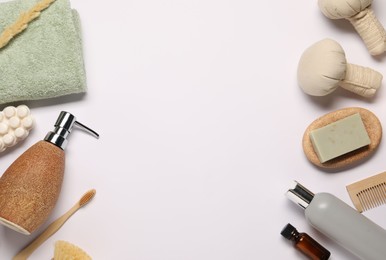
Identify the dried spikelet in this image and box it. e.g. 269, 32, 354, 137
0, 0, 56, 49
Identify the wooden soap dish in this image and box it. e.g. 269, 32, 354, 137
302, 107, 382, 169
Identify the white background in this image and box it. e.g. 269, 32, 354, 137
1, 0, 386, 259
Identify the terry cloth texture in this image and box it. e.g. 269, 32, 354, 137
0, 0, 86, 104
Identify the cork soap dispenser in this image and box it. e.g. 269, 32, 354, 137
0, 111, 99, 235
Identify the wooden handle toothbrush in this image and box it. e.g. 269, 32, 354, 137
13, 189, 96, 260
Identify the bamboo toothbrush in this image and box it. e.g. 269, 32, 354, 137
13, 189, 96, 260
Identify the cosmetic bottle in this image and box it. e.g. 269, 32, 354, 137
281, 223, 331, 260
286, 181, 386, 260
0, 111, 98, 235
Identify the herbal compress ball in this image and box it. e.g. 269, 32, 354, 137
318, 0, 386, 55
297, 38, 382, 98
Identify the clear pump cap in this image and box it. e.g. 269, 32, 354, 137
44, 111, 99, 149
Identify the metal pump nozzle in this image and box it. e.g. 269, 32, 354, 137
44, 111, 99, 149
286, 181, 315, 209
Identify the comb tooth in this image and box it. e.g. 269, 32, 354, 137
382, 183, 386, 196
372, 187, 380, 208
357, 191, 369, 211
369, 187, 379, 209
370, 187, 379, 209
380, 183, 386, 204
373, 184, 383, 207
356, 192, 364, 211
363, 188, 374, 211
374, 184, 384, 207
367, 191, 375, 210
368, 187, 377, 209
363, 189, 372, 211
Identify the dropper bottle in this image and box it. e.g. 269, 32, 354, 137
0, 111, 98, 235
281, 223, 330, 260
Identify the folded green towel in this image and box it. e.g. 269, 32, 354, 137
0, 0, 86, 104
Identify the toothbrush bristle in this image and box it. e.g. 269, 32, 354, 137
79, 189, 96, 207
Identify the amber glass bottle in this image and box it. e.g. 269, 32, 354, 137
281, 223, 331, 260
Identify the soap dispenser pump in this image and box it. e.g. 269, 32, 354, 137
0, 111, 98, 235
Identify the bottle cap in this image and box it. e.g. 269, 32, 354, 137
280, 223, 297, 240
44, 111, 99, 149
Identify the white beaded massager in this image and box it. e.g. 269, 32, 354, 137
0, 105, 34, 152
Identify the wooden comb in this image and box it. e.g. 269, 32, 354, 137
347, 172, 386, 212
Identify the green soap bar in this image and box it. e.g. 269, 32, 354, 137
310, 113, 371, 163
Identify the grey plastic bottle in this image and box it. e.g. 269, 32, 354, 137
287, 181, 386, 260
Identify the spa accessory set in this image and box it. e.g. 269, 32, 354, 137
1, 0, 386, 259
282, 0, 386, 259
0, 0, 97, 258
